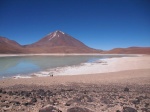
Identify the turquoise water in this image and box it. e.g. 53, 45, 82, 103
0, 55, 130, 78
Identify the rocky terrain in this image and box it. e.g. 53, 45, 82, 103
0, 84, 150, 112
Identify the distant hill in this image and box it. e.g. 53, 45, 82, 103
103, 47, 150, 54
0, 36, 24, 53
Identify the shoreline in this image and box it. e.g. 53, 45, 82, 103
0, 54, 149, 79
0, 68, 150, 88
9, 55, 150, 79
0, 53, 141, 57
0, 54, 140, 79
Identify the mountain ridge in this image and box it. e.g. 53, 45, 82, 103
0, 31, 102, 53
0, 36, 24, 53
0, 31, 150, 54
103, 47, 150, 54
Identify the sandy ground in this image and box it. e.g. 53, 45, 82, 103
48, 55, 150, 76
0, 55, 150, 112
0, 69, 150, 87
24, 55, 150, 77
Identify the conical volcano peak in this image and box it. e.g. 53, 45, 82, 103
47, 30, 65, 36
50, 30, 65, 39
21, 30, 103, 53
54, 30, 65, 34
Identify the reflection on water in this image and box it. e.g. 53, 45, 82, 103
0, 55, 129, 78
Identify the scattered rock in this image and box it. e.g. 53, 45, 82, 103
100, 97, 112, 104
141, 108, 147, 111
65, 100, 75, 106
81, 95, 93, 102
123, 107, 137, 112
1, 99, 6, 102
0, 88, 3, 93
124, 87, 129, 92
39, 105, 62, 112
119, 96, 125, 99
2, 90, 6, 94
46, 90, 52, 96
37, 89, 46, 96
67, 107, 93, 112
132, 99, 140, 105
20, 91, 31, 97
7, 91, 14, 96
30, 97, 37, 103
23, 102, 32, 106
10, 101, 20, 106
49, 98, 59, 105
145, 103, 149, 107
0, 85, 149, 112
1, 104, 10, 108
2, 106, 12, 111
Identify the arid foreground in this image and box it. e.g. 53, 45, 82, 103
0, 69, 150, 112
0, 55, 150, 112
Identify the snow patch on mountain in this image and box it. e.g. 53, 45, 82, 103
53, 32, 57, 37
49, 37, 54, 41
49, 34, 55, 41
60, 31, 65, 34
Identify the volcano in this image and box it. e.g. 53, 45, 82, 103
24, 30, 101, 53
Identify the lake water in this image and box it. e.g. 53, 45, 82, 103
0, 55, 132, 78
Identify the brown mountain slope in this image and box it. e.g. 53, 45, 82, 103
104, 47, 150, 54
0, 31, 149, 54
0, 36, 25, 53
25, 30, 102, 53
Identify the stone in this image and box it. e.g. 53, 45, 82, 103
124, 87, 129, 92
39, 105, 62, 112
23, 102, 32, 106
37, 89, 46, 96
30, 97, 37, 103
81, 95, 93, 102
7, 91, 14, 96
67, 107, 93, 112
145, 103, 149, 107
1, 99, 6, 102
2, 106, 12, 111
65, 100, 75, 106
100, 97, 112, 104
132, 99, 140, 105
141, 108, 147, 111
10, 101, 20, 106
2, 90, 6, 94
123, 107, 137, 112
46, 90, 52, 96
20, 91, 31, 97
0, 88, 3, 93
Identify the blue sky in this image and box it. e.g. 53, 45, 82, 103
0, 0, 150, 50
